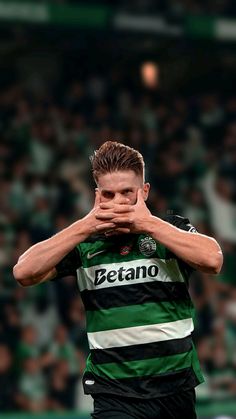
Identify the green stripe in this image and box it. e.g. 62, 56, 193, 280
191, 342, 205, 384
86, 300, 193, 332
50, 3, 111, 28
81, 251, 155, 268
0, 1, 111, 28
185, 15, 215, 39
87, 350, 192, 379
78, 236, 169, 268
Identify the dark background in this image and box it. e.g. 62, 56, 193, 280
0, 1, 236, 418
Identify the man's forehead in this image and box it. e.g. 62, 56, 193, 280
98, 180, 142, 192
97, 170, 143, 184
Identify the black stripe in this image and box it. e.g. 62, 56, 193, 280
91, 336, 192, 365
55, 247, 81, 278
80, 281, 190, 310
83, 366, 199, 398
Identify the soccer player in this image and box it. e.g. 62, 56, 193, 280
13, 141, 223, 418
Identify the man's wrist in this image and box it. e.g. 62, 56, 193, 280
141, 215, 163, 236
68, 219, 91, 242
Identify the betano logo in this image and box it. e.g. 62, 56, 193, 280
94, 265, 159, 286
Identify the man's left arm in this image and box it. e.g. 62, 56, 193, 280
133, 190, 223, 275
97, 189, 223, 275
143, 214, 223, 274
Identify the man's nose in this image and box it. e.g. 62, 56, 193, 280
113, 194, 128, 204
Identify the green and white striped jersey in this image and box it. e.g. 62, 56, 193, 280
56, 215, 204, 398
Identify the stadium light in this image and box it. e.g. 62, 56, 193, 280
141, 61, 159, 89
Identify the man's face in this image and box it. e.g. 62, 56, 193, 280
97, 170, 150, 205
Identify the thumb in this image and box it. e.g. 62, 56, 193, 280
136, 188, 144, 204
93, 189, 101, 208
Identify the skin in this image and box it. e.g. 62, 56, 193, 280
13, 170, 223, 286
95, 170, 150, 235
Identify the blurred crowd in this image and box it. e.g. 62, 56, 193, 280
23, 0, 236, 17
118, 0, 236, 17
45, 0, 236, 17
0, 68, 236, 412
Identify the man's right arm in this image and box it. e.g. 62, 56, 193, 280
13, 219, 89, 287
13, 191, 118, 287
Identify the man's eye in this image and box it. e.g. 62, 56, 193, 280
103, 192, 114, 199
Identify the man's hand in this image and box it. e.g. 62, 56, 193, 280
96, 189, 152, 235
82, 190, 121, 236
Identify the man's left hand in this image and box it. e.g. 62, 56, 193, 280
96, 189, 152, 234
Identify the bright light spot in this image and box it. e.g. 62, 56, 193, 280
141, 62, 159, 89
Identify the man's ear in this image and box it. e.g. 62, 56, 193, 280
143, 183, 150, 201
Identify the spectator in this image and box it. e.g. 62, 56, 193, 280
0, 60, 234, 412
15, 325, 41, 368
0, 344, 16, 411
48, 359, 78, 411
21, 295, 59, 349
45, 324, 85, 376
15, 357, 48, 412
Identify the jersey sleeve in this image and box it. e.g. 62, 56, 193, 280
164, 214, 197, 276
164, 214, 197, 233
55, 247, 81, 279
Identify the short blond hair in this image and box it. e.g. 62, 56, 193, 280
90, 141, 145, 182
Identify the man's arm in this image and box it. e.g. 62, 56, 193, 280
98, 189, 223, 275
143, 216, 223, 274
13, 224, 83, 287
13, 191, 118, 287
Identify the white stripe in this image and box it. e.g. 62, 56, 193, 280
0, 3, 49, 23
114, 14, 183, 36
216, 20, 236, 41
77, 258, 185, 291
87, 318, 194, 350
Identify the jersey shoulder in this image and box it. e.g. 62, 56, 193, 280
164, 214, 197, 233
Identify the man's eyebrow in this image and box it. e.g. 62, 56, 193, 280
101, 188, 134, 193
101, 189, 114, 193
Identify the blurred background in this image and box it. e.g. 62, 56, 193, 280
0, 1, 236, 418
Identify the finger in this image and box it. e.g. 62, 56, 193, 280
104, 231, 117, 237
136, 188, 144, 204
99, 203, 112, 209
114, 227, 131, 234
95, 222, 116, 232
100, 204, 134, 213
114, 206, 134, 214
96, 212, 133, 221
113, 197, 129, 205
94, 189, 101, 208
112, 217, 133, 225
105, 227, 131, 236
96, 212, 116, 220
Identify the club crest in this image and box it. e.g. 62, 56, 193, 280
139, 236, 157, 257
120, 245, 132, 255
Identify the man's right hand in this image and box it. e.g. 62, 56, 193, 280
13, 190, 132, 287
81, 190, 121, 236
93, 192, 134, 236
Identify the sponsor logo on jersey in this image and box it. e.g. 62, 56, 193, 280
120, 245, 132, 255
94, 264, 159, 286
85, 380, 95, 385
189, 226, 197, 233
87, 249, 106, 259
139, 236, 157, 257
